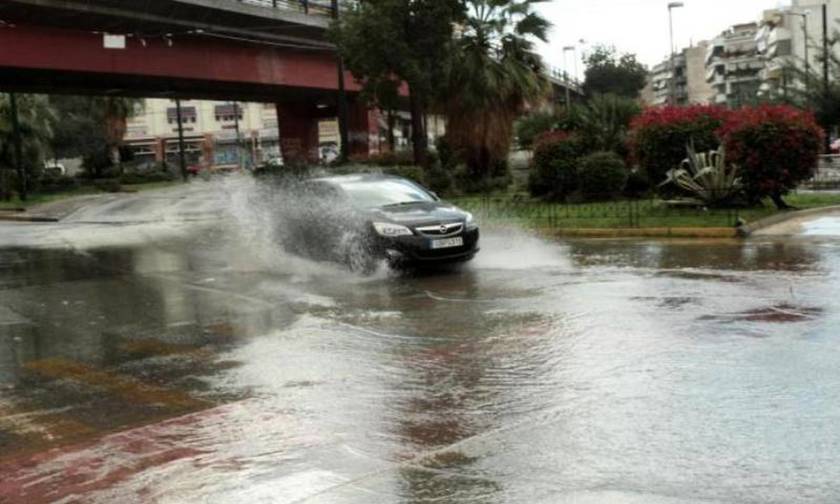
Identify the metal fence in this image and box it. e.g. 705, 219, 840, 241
237, 0, 337, 16
454, 197, 741, 229
804, 155, 840, 190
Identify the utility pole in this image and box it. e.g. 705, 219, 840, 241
563, 46, 575, 111
668, 2, 685, 106
823, 3, 831, 152
232, 101, 243, 169
175, 99, 188, 181
332, 0, 350, 163
8, 93, 26, 201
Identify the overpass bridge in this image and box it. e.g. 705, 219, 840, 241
0, 0, 585, 162
0, 0, 375, 161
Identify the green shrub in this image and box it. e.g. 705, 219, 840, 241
118, 171, 175, 185
93, 179, 122, 193
623, 168, 651, 198
515, 111, 557, 150
365, 150, 415, 166
36, 175, 81, 194
528, 131, 585, 200
424, 164, 453, 195
454, 159, 511, 194
628, 105, 731, 192
578, 151, 628, 200
382, 165, 426, 186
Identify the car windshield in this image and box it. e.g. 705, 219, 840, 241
337, 179, 435, 208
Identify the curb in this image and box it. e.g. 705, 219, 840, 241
539, 227, 739, 239
0, 213, 59, 223
738, 205, 840, 237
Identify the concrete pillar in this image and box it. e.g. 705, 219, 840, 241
275, 103, 319, 165
347, 100, 380, 159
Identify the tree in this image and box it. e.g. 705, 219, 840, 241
571, 93, 641, 155
443, 0, 550, 177
50, 95, 139, 177
582, 45, 648, 99
331, 0, 461, 165
0, 94, 56, 200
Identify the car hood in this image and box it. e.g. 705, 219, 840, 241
365, 202, 468, 226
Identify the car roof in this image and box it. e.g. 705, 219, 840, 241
309, 173, 407, 185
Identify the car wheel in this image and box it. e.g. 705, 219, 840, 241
344, 238, 377, 275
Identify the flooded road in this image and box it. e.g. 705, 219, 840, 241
2, 181, 840, 503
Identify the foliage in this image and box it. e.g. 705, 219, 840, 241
660, 144, 741, 207
515, 111, 557, 149
443, 0, 550, 178
365, 150, 416, 167
453, 161, 511, 194
118, 171, 175, 185
36, 174, 81, 194
331, 0, 460, 164
528, 131, 585, 200
624, 168, 651, 198
50, 95, 139, 177
93, 179, 122, 193
577, 151, 628, 201
582, 46, 648, 99
381, 165, 426, 186
572, 93, 641, 155
0, 94, 56, 199
628, 105, 732, 193
721, 105, 823, 208
424, 163, 454, 195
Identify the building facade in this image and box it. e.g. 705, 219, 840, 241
756, 0, 840, 100
705, 23, 764, 107
642, 42, 714, 106
124, 99, 346, 169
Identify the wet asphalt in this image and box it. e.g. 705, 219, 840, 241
3, 179, 840, 503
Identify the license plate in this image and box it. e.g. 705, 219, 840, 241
431, 237, 464, 249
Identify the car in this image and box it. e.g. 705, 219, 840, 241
319, 143, 339, 164
279, 174, 479, 272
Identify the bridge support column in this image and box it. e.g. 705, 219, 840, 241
347, 101, 381, 159
275, 103, 319, 165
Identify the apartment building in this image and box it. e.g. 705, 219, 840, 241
756, 0, 840, 99
705, 23, 763, 107
642, 41, 714, 106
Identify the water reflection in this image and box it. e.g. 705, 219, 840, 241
3, 229, 840, 503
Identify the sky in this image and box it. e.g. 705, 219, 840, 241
536, 0, 793, 79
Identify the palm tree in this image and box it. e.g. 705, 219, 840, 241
102, 97, 139, 169
443, 0, 550, 178
0, 94, 56, 200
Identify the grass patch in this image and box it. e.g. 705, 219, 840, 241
450, 191, 840, 230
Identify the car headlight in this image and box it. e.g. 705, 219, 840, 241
465, 212, 478, 230
372, 222, 413, 237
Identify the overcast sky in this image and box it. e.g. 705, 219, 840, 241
536, 0, 792, 78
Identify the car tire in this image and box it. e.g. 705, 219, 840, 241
344, 238, 377, 275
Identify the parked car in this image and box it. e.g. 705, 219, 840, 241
279, 174, 479, 273
43, 161, 66, 176
319, 142, 339, 164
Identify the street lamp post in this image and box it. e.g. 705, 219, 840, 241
563, 45, 575, 110
668, 2, 684, 106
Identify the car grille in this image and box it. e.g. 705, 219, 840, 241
415, 222, 464, 237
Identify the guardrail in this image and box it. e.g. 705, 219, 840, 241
237, 0, 336, 16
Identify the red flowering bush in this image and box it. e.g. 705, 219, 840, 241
628, 105, 732, 190
721, 105, 824, 207
528, 131, 586, 200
